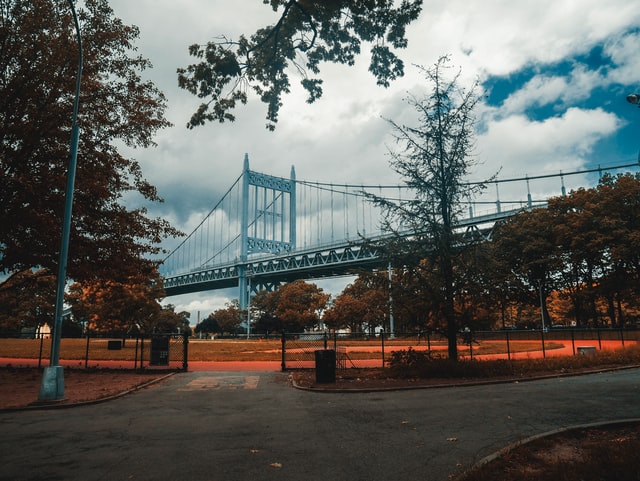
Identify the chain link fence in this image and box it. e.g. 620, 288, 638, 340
281, 328, 640, 370
5, 332, 189, 371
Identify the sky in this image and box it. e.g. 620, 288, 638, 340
107, 0, 640, 323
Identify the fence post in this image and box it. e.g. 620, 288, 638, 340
134, 336, 139, 370
571, 329, 575, 356
540, 329, 546, 358
281, 331, 286, 372
505, 330, 511, 361
183, 331, 189, 371
140, 334, 145, 371
621, 328, 625, 347
323, 331, 328, 350
38, 335, 44, 369
85, 331, 90, 368
381, 330, 385, 368
597, 328, 602, 350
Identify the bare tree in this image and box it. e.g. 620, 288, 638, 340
367, 56, 484, 361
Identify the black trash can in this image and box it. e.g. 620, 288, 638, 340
315, 349, 336, 383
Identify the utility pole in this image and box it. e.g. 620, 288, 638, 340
39, 0, 83, 402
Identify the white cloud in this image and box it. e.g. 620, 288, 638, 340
104, 0, 640, 313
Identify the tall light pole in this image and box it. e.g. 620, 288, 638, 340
39, 0, 82, 402
246, 272, 252, 339
388, 262, 395, 338
538, 280, 546, 332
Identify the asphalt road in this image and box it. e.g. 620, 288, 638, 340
2, 368, 640, 481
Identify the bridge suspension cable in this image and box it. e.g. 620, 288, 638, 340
160, 158, 640, 285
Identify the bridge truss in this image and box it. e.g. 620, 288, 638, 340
160, 156, 640, 308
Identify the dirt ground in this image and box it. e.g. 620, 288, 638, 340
0, 368, 170, 409
459, 422, 640, 481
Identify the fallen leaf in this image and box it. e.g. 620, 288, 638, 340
446, 437, 458, 442
250, 449, 260, 454
270, 462, 282, 469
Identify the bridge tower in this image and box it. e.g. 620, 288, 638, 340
239, 154, 296, 314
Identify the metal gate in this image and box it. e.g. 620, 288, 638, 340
142, 332, 188, 371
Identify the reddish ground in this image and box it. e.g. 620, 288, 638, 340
0, 368, 169, 410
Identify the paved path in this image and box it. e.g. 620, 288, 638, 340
2, 368, 640, 481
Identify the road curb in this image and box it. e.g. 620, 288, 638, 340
290, 364, 640, 393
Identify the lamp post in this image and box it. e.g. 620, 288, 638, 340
538, 280, 546, 332
38, 0, 82, 402
246, 271, 253, 339
627, 93, 640, 107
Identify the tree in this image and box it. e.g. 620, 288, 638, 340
194, 314, 220, 336
211, 302, 244, 335
155, 305, 191, 334
366, 56, 482, 360
0, 269, 56, 335
254, 280, 329, 332
251, 289, 282, 334
323, 273, 388, 333
67, 272, 166, 337
491, 207, 563, 327
178, 0, 422, 130
0, 0, 180, 292
323, 292, 368, 332
272, 280, 329, 331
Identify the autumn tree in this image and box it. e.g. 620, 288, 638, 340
323, 272, 388, 333
323, 293, 367, 332
588, 174, 640, 326
0, 269, 56, 335
66, 272, 168, 338
366, 56, 483, 360
488, 173, 640, 328
272, 280, 329, 331
251, 289, 281, 334
155, 305, 191, 334
252, 280, 329, 332
490, 205, 564, 328
210, 301, 244, 335
0, 0, 180, 296
194, 315, 221, 336
178, 0, 422, 130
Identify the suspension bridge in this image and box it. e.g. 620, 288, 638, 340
159, 154, 638, 310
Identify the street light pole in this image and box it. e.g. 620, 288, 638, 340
39, 0, 82, 402
246, 274, 252, 339
538, 280, 546, 332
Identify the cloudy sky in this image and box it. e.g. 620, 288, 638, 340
107, 0, 640, 321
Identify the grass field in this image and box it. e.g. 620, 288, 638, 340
0, 337, 587, 363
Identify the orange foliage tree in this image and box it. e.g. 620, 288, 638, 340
0, 269, 56, 335
66, 273, 185, 337
252, 280, 329, 333
0, 0, 180, 299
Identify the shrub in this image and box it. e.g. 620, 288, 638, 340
386, 345, 640, 380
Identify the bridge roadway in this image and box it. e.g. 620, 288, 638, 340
2, 367, 640, 480
162, 208, 527, 297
